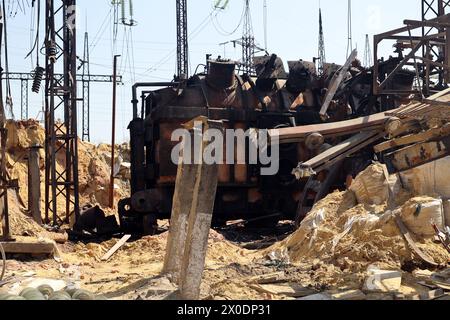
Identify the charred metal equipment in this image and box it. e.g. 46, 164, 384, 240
120, 53, 406, 234
44, 0, 80, 226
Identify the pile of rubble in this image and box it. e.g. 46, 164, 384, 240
269, 162, 449, 266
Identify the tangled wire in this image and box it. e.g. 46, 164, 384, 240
0, 242, 5, 282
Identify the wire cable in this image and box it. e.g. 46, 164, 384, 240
211, 1, 245, 37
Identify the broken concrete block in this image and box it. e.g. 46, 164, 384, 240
363, 267, 402, 293
250, 283, 316, 298
298, 293, 331, 300
330, 289, 366, 300
420, 289, 446, 300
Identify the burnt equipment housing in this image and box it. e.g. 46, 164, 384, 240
120, 56, 412, 235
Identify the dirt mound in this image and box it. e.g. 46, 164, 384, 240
1, 120, 131, 230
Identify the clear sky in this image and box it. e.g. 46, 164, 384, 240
2, 0, 421, 143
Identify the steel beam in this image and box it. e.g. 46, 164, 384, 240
20, 79, 29, 120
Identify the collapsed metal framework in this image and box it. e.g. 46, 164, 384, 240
44, 0, 80, 226
176, 0, 188, 79
373, 2, 450, 97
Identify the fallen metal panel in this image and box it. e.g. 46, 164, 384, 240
374, 124, 450, 153
319, 49, 358, 117
293, 130, 384, 179
270, 110, 395, 145
384, 136, 450, 173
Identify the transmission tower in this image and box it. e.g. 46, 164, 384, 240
241, 0, 255, 75
363, 34, 372, 67
176, 0, 188, 79
44, 0, 80, 226
318, 8, 326, 75
346, 0, 353, 58
82, 32, 90, 142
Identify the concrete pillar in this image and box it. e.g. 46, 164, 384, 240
178, 119, 222, 300
163, 163, 198, 280
28, 145, 42, 224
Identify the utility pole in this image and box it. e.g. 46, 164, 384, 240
242, 0, 255, 75
44, 0, 80, 226
110, 55, 120, 209
318, 8, 326, 75
0, 2, 11, 241
82, 32, 90, 142
346, 0, 353, 59
176, 0, 188, 79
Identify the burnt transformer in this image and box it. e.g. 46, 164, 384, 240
119, 55, 411, 235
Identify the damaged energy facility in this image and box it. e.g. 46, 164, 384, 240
0, 0, 449, 303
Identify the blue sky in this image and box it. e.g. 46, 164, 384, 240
3, 0, 421, 143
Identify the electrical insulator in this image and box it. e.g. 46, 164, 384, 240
31, 66, 45, 93
47, 43, 57, 64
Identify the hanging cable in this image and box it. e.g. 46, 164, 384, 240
31, 0, 43, 94
211, 1, 245, 37
139, 8, 217, 78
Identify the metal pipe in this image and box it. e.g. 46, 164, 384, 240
110, 55, 120, 209
131, 82, 179, 119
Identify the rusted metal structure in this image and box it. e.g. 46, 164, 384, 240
44, 0, 80, 226
373, 8, 450, 101
120, 52, 410, 234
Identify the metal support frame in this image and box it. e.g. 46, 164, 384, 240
373, 13, 450, 97
21, 79, 28, 120
0, 3, 11, 241
241, 0, 255, 75
82, 32, 90, 142
44, 0, 80, 226
2, 72, 122, 125
176, 0, 188, 79
422, 0, 450, 90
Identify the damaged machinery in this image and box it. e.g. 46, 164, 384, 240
118, 48, 417, 235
